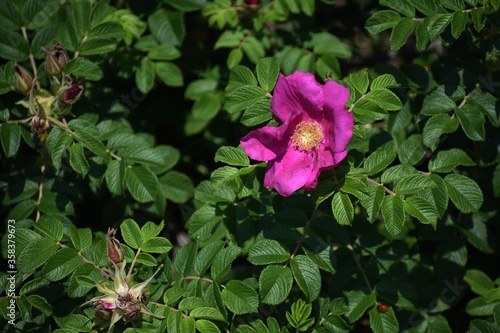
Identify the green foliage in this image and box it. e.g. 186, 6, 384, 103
1, 0, 499, 332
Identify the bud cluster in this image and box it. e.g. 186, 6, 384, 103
12, 43, 84, 137
83, 230, 163, 331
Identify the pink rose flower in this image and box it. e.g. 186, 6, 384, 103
240, 71, 354, 196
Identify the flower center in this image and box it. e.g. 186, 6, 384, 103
291, 121, 323, 152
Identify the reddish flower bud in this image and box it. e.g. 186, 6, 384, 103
245, 0, 260, 4
13, 63, 33, 95
106, 228, 125, 266
43, 44, 68, 76
57, 83, 83, 106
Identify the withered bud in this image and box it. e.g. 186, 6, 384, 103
43, 44, 68, 76
56, 83, 83, 106
13, 63, 33, 95
94, 301, 113, 320
31, 114, 50, 136
106, 228, 125, 266
123, 302, 142, 322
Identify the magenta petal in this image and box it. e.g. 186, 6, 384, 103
323, 80, 354, 153
271, 71, 324, 123
263, 148, 319, 196
240, 125, 289, 161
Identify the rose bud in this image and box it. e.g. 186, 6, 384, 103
43, 44, 68, 76
245, 0, 260, 5
13, 63, 33, 95
106, 228, 125, 266
57, 83, 83, 106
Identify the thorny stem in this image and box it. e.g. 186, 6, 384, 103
59, 243, 111, 278
346, 244, 373, 291
21, 26, 41, 91
126, 248, 142, 284
366, 177, 396, 196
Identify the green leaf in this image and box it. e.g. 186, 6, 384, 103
345, 290, 377, 322
194, 240, 225, 276
0, 31, 30, 61
148, 45, 181, 60
148, 9, 185, 46
211, 245, 241, 281
18, 238, 59, 274
365, 10, 401, 35
242, 36, 266, 64
427, 14, 452, 39
415, 19, 431, 51
174, 241, 197, 277
360, 183, 385, 223
381, 195, 405, 237
404, 196, 438, 227
363, 141, 397, 176
71, 0, 92, 37
444, 174, 483, 213
241, 99, 272, 127
34, 216, 63, 242
136, 252, 157, 267
225, 85, 267, 114
0, 1, 22, 30
69, 121, 107, 156
366, 88, 402, 111
323, 315, 350, 332
370, 74, 399, 90
290, 255, 321, 302
0, 123, 21, 158
221, 280, 259, 314
121, 146, 165, 166
120, 218, 143, 249
398, 134, 426, 165
256, 57, 280, 92
125, 165, 159, 203
471, 8, 485, 32
22, 0, 59, 29
259, 265, 293, 305
227, 48, 243, 69
419, 175, 448, 217
214, 30, 244, 49
78, 37, 117, 55
422, 113, 459, 151
214, 146, 250, 166
105, 160, 126, 195
195, 319, 221, 333
140, 220, 164, 242
349, 70, 369, 94
331, 192, 354, 225
189, 307, 225, 322
381, 165, 417, 183
142, 237, 173, 254
428, 148, 476, 173
136, 58, 155, 94
248, 239, 290, 265
46, 128, 73, 170
464, 269, 494, 296
155, 61, 184, 87
159, 171, 194, 204
226, 65, 258, 92
421, 88, 457, 115
451, 11, 468, 39
395, 174, 435, 194
470, 320, 500, 333
69, 225, 92, 252
369, 306, 399, 333
389, 17, 417, 51
69, 143, 90, 177
64, 58, 103, 81
456, 104, 485, 141
41, 248, 82, 282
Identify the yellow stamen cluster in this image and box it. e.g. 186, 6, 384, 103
291, 121, 323, 152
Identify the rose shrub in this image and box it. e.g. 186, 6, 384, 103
1, 0, 499, 332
